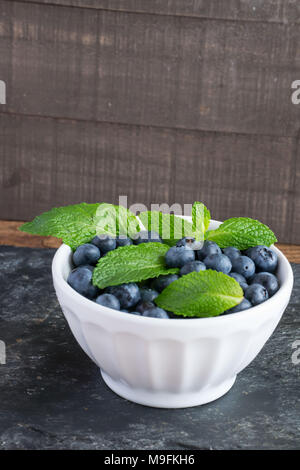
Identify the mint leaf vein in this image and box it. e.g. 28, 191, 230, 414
205, 217, 277, 249
92, 242, 179, 289
155, 270, 243, 317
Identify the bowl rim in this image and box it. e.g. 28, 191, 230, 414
52, 220, 294, 326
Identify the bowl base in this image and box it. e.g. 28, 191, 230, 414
100, 371, 236, 408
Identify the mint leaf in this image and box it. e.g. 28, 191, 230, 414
192, 202, 211, 241
205, 217, 277, 249
19, 203, 99, 250
19, 202, 141, 250
95, 203, 140, 239
92, 242, 179, 289
155, 270, 243, 317
139, 211, 193, 246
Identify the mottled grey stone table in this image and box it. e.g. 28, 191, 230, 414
0, 246, 299, 450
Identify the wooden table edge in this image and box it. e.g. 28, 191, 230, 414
0, 220, 299, 263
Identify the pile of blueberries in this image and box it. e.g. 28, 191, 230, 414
67, 230, 279, 319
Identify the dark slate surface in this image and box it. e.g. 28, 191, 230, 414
0, 246, 299, 450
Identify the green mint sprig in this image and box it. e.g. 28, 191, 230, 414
19, 203, 100, 250
19, 201, 277, 252
205, 217, 277, 250
155, 270, 243, 317
95, 203, 140, 239
138, 211, 193, 246
192, 201, 210, 241
19, 203, 140, 250
92, 242, 179, 289
139, 201, 210, 244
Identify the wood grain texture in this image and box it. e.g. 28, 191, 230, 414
0, 220, 299, 263
276, 244, 300, 263
18, 0, 300, 24
0, 1, 300, 137
291, 129, 300, 244
0, 112, 298, 243
173, 130, 297, 243
0, 220, 61, 248
0, 113, 174, 220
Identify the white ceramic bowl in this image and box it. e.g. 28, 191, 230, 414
52, 219, 293, 408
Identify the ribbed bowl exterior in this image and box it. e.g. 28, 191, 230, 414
52, 220, 293, 408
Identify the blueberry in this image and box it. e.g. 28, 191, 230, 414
225, 298, 252, 314
151, 274, 179, 292
128, 311, 142, 316
165, 245, 195, 268
73, 243, 101, 267
180, 260, 206, 276
133, 230, 162, 244
106, 283, 141, 309
197, 241, 221, 261
116, 236, 133, 247
176, 237, 203, 251
139, 287, 159, 302
251, 272, 279, 297
91, 235, 116, 253
229, 272, 248, 291
81, 265, 94, 272
142, 307, 169, 319
67, 265, 99, 299
223, 246, 241, 262
231, 256, 255, 280
95, 293, 120, 310
136, 301, 155, 314
247, 245, 278, 273
245, 283, 269, 306
244, 247, 254, 258
203, 253, 232, 274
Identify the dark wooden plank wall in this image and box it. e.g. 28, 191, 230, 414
1, 2, 300, 136
0, 0, 300, 243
